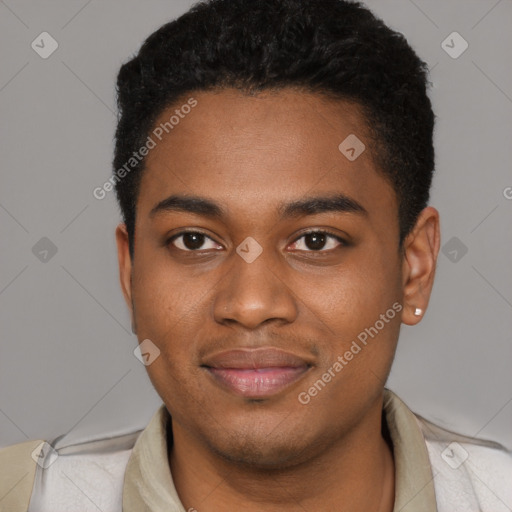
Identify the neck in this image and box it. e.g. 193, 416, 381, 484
169, 396, 395, 512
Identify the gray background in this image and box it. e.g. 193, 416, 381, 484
1, 0, 511, 450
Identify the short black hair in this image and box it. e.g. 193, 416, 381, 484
113, 0, 435, 257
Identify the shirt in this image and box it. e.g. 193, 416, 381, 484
0, 389, 510, 511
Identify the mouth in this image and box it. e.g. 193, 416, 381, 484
201, 347, 313, 399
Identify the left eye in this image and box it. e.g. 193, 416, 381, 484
289, 231, 345, 252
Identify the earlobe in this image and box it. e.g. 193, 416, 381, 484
115, 223, 134, 323
401, 206, 440, 326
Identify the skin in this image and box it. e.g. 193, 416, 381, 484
116, 88, 440, 512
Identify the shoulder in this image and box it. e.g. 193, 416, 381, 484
416, 415, 512, 512
35, 431, 140, 512
0, 430, 141, 512
0, 437, 44, 469
0, 439, 45, 511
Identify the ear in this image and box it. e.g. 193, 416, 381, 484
115, 223, 135, 328
401, 206, 440, 325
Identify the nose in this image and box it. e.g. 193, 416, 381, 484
213, 246, 298, 330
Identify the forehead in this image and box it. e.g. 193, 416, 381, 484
137, 88, 396, 226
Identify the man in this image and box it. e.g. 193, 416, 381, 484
1, 0, 511, 511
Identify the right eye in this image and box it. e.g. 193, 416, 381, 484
167, 231, 223, 252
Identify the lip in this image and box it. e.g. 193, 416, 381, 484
202, 348, 312, 398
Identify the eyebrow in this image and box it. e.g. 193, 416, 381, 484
150, 195, 225, 219
278, 194, 367, 218
149, 193, 368, 220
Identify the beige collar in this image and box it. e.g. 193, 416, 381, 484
383, 390, 437, 512
122, 389, 437, 511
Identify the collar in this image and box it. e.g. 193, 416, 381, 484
383, 390, 437, 512
122, 389, 437, 511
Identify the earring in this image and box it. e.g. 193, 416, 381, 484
414, 307, 423, 316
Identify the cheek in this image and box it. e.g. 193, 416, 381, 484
310, 254, 401, 332
132, 256, 199, 333
131, 256, 212, 367
303, 256, 402, 390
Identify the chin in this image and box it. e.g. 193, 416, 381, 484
205, 428, 313, 471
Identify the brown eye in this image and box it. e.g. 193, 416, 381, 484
289, 230, 346, 252
168, 231, 222, 251
304, 232, 328, 250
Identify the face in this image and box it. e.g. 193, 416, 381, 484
116, 88, 439, 468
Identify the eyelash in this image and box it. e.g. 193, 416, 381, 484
166, 229, 347, 253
